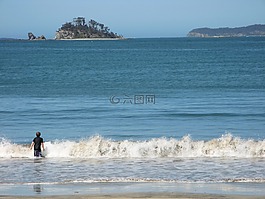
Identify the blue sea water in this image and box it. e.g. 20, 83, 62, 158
0, 38, 265, 195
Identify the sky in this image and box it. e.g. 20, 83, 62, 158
0, 0, 265, 39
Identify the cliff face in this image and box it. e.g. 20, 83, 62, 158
55, 17, 123, 40
55, 30, 75, 40
187, 24, 265, 38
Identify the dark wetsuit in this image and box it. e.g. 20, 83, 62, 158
33, 137, 44, 157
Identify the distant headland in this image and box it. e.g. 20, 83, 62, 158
55, 17, 124, 40
187, 24, 265, 38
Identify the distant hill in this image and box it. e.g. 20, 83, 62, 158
187, 24, 265, 38
55, 17, 123, 40
0, 38, 18, 40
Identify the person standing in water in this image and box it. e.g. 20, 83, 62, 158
30, 132, 45, 157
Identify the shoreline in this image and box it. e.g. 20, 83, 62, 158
1, 182, 264, 198
1, 37, 265, 41
56, 37, 126, 41
1, 193, 265, 199
0, 38, 126, 41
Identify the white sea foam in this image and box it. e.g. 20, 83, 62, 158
1, 178, 265, 185
0, 134, 264, 158
0, 138, 32, 158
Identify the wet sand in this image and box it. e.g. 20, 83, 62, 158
1, 182, 264, 198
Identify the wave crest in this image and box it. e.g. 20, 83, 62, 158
0, 134, 264, 158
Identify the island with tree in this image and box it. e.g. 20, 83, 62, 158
187, 24, 265, 38
55, 17, 123, 40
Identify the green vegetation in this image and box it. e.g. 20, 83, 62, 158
56, 17, 123, 39
187, 24, 265, 37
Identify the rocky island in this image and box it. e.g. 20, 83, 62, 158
55, 17, 123, 40
187, 24, 265, 38
28, 32, 46, 40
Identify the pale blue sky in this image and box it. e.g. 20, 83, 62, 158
0, 0, 264, 38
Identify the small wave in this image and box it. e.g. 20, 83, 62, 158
0, 134, 264, 158
1, 178, 265, 185
71, 178, 265, 184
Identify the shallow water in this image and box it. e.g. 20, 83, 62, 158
0, 38, 264, 194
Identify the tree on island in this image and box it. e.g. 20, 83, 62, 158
73, 17, 86, 26
55, 17, 123, 39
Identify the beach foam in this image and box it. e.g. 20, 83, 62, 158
1, 134, 264, 158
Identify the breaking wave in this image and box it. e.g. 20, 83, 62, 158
0, 134, 264, 158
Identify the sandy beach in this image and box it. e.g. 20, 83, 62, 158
1, 182, 264, 199
1, 180, 264, 199
1, 193, 265, 199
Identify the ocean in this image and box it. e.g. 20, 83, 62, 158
0, 38, 264, 196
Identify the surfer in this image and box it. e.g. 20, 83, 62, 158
30, 132, 45, 157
